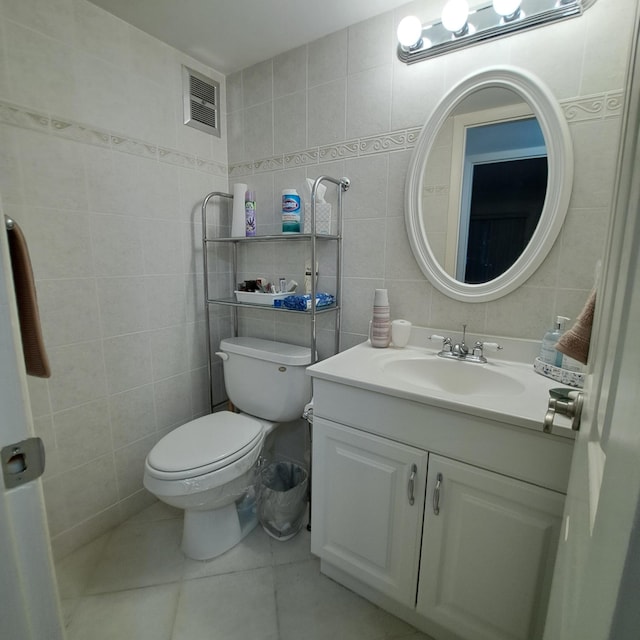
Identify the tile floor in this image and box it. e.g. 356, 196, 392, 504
55, 501, 432, 640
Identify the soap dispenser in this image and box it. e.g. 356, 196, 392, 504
539, 316, 569, 366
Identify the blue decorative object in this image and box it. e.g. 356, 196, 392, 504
282, 293, 335, 311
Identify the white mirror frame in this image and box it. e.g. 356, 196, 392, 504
405, 65, 574, 303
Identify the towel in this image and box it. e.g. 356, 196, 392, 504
556, 289, 596, 366
6, 217, 51, 378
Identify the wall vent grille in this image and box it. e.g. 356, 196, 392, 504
182, 66, 221, 137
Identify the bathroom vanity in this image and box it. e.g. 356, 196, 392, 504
307, 335, 574, 640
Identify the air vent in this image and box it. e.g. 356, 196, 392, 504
182, 66, 221, 137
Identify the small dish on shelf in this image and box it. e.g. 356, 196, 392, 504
234, 291, 289, 306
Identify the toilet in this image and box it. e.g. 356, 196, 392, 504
143, 337, 312, 560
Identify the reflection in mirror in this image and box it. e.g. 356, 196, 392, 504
406, 67, 573, 302
423, 89, 548, 284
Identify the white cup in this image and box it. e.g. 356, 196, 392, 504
391, 319, 412, 348
373, 288, 389, 307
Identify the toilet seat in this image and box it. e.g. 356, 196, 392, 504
146, 412, 263, 481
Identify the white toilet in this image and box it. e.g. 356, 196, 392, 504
143, 337, 312, 560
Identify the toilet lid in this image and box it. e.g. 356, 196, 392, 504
147, 412, 263, 479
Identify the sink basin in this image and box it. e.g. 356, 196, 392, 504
381, 356, 527, 397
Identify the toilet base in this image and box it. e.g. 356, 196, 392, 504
182, 502, 258, 561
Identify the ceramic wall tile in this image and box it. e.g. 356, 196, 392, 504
243, 59, 273, 108
103, 332, 153, 395
307, 79, 346, 148
97, 276, 149, 338
109, 384, 156, 449
47, 341, 107, 412
4, 23, 77, 117
274, 46, 307, 98
308, 29, 348, 88
53, 398, 112, 467
62, 453, 118, 526
346, 65, 392, 140
153, 372, 192, 430
243, 101, 274, 160
347, 12, 393, 75
38, 278, 101, 347
274, 91, 307, 155
149, 325, 189, 381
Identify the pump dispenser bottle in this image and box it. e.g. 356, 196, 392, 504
539, 316, 569, 366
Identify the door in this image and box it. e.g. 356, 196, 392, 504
417, 455, 564, 640
0, 213, 64, 639
543, 12, 640, 639
310, 417, 428, 606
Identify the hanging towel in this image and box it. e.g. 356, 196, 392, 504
556, 289, 596, 366
5, 216, 51, 378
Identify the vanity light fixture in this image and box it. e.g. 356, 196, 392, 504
397, 0, 593, 64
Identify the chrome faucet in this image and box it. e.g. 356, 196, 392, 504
429, 324, 503, 363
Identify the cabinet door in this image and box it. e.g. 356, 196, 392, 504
311, 417, 428, 606
417, 455, 564, 640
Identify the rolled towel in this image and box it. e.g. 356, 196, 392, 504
556, 289, 596, 365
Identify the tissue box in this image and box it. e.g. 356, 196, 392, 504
303, 202, 332, 234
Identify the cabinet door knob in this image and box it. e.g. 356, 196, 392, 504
408, 464, 417, 505
433, 472, 443, 515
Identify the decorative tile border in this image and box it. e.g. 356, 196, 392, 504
319, 140, 359, 162
359, 132, 406, 155
230, 88, 625, 177
158, 147, 196, 168
51, 118, 111, 147
0, 100, 49, 132
254, 155, 284, 173
284, 149, 318, 168
561, 90, 625, 123
604, 90, 624, 118
111, 135, 157, 159
0, 98, 226, 176
406, 128, 421, 148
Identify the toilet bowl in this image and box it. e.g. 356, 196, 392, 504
143, 337, 311, 560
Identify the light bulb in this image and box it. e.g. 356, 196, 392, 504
492, 0, 522, 18
441, 0, 470, 34
397, 15, 423, 49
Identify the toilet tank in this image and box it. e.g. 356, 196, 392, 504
218, 337, 312, 422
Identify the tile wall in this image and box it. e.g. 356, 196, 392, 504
0, 0, 230, 557
225, 0, 635, 349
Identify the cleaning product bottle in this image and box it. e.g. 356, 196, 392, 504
282, 189, 301, 233
539, 316, 569, 366
245, 190, 256, 237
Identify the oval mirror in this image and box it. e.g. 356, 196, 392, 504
405, 66, 573, 302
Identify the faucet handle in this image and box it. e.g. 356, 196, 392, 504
429, 334, 451, 352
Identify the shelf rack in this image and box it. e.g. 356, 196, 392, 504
201, 176, 350, 411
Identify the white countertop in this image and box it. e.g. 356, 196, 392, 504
308, 339, 576, 439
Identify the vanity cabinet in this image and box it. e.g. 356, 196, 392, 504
311, 419, 428, 606
309, 379, 570, 640
417, 455, 563, 640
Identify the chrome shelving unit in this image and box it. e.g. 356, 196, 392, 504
201, 176, 350, 411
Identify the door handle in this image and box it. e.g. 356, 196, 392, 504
543, 388, 584, 433
408, 464, 417, 505
433, 472, 443, 515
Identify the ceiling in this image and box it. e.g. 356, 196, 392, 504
87, 0, 413, 75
